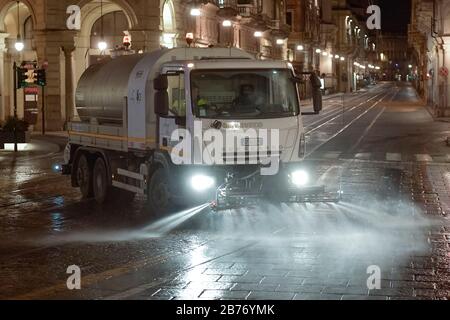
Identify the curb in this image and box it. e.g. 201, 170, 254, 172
424, 103, 450, 123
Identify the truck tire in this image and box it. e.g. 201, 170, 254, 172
93, 157, 111, 204
148, 168, 173, 214
76, 154, 93, 199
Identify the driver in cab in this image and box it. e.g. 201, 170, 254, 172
232, 84, 264, 114
192, 83, 210, 117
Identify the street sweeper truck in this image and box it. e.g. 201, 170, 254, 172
62, 47, 338, 212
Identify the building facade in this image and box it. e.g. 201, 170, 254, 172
378, 33, 410, 81
0, 0, 291, 131
0, 0, 382, 131
409, 0, 450, 116
286, 0, 379, 97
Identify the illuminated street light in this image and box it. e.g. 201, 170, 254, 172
190, 8, 201, 16
315, 49, 322, 54
296, 45, 304, 51
98, 41, 107, 51
15, 38, 24, 52
340, 56, 345, 61
15, 1, 24, 52
322, 51, 328, 56
97, 0, 107, 52
335, 55, 340, 59
276, 39, 284, 45
222, 20, 232, 27
254, 31, 263, 38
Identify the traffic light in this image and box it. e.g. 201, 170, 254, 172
16, 67, 28, 89
36, 69, 46, 86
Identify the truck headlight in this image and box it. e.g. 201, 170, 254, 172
191, 175, 215, 192
291, 170, 309, 187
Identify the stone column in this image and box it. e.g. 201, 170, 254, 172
62, 45, 75, 125
34, 30, 65, 132
0, 33, 8, 122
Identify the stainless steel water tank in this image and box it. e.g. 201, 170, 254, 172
75, 54, 143, 124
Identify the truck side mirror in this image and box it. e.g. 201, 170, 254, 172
154, 74, 169, 116
154, 74, 168, 90
154, 91, 169, 117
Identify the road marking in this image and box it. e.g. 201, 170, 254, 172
355, 153, 371, 160
386, 153, 402, 162
347, 106, 387, 154
306, 90, 393, 158
416, 154, 433, 162
305, 91, 387, 134
322, 152, 342, 159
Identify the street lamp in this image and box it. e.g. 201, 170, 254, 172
190, 8, 201, 16
276, 39, 284, 45
15, 38, 24, 52
254, 31, 263, 38
222, 20, 232, 27
98, 41, 107, 51
315, 48, 321, 54
97, 0, 107, 52
14, 1, 24, 52
296, 45, 304, 51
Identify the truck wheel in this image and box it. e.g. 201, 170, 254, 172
93, 157, 111, 204
148, 168, 173, 214
76, 154, 93, 199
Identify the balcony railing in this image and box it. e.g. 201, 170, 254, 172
237, 4, 258, 17
213, 1, 259, 17
215, 0, 238, 10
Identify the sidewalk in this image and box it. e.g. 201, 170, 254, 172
0, 138, 60, 160
424, 104, 450, 123
0, 132, 67, 160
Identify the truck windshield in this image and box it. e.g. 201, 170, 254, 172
191, 69, 299, 119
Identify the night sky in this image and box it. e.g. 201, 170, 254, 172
378, 0, 411, 34
348, 0, 412, 34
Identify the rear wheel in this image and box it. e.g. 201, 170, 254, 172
148, 168, 173, 214
76, 154, 93, 199
93, 157, 110, 204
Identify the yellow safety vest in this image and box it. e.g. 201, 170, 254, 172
197, 98, 208, 107
172, 99, 186, 116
